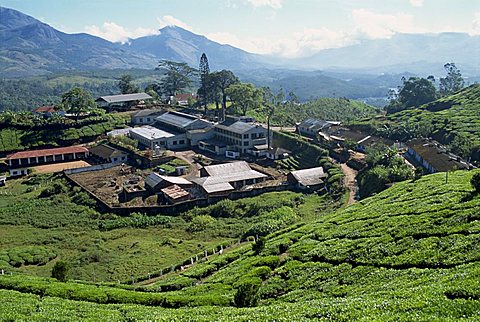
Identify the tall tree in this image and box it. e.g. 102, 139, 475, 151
205, 73, 221, 112
386, 77, 437, 114
198, 53, 210, 112
60, 87, 95, 122
156, 60, 198, 98
212, 70, 238, 120
226, 83, 263, 116
439, 62, 464, 96
118, 74, 140, 94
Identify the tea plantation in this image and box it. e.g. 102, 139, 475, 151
1, 170, 479, 320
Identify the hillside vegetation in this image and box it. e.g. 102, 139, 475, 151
354, 84, 480, 162
249, 97, 379, 126
1, 170, 479, 320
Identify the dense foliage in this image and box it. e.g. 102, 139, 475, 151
357, 144, 414, 198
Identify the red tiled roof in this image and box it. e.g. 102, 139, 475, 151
34, 106, 56, 113
6, 146, 88, 160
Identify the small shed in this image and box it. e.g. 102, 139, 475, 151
161, 185, 190, 204
288, 167, 327, 190
145, 173, 193, 192
266, 147, 291, 160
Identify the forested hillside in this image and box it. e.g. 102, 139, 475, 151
1, 170, 479, 320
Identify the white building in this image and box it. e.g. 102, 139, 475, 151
129, 126, 185, 150
199, 118, 268, 156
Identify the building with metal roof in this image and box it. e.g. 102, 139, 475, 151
155, 111, 213, 132
131, 109, 164, 125
96, 93, 152, 111
405, 138, 472, 173
129, 125, 187, 151
287, 167, 327, 190
193, 161, 268, 196
6, 146, 89, 177
199, 118, 268, 156
89, 144, 128, 164
298, 119, 340, 137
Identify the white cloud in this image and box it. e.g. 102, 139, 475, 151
156, 15, 193, 31
246, 0, 282, 9
85, 22, 159, 43
208, 28, 353, 58
409, 0, 424, 7
352, 9, 418, 39
471, 12, 480, 35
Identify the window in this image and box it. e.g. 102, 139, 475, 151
243, 141, 249, 146
113, 157, 117, 162
243, 134, 249, 139
139, 118, 143, 122
147, 118, 151, 122
173, 141, 177, 145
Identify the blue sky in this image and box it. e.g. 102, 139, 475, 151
1, 0, 479, 57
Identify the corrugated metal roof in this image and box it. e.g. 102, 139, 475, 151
6, 146, 88, 160
203, 161, 252, 176
145, 173, 163, 189
89, 144, 126, 160
98, 93, 152, 103
194, 161, 267, 193
132, 109, 164, 118
129, 126, 175, 140
155, 111, 198, 129
216, 121, 262, 134
290, 167, 326, 186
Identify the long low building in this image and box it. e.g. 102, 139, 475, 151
6, 146, 89, 176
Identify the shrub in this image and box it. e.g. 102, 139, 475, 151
52, 260, 70, 282
472, 172, 480, 193
234, 277, 262, 307
188, 215, 215, 232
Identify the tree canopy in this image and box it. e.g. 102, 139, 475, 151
386, 77, 437, 114
439, 62, 464, 97
156, 60, 198, 97
226, 83, 263, 116
60, 87, 96, 121
118, 74, 139, 94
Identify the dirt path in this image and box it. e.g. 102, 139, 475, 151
340, 163, 358, 206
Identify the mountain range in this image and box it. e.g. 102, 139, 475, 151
1, 6, 479, 78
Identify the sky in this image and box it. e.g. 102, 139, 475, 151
1, 0, 479, 58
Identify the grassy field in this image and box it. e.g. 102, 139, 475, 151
1, 169, 479, 320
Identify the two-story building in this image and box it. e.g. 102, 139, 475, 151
199, 117, 268, 156
131, 109, 164, 125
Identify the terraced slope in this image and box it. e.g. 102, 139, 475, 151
1, 170, 480, 320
